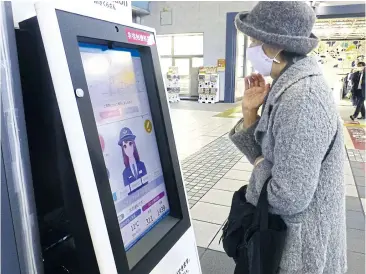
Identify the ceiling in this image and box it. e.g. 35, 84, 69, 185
313, 17, 366, 40
318, 1, 365, 6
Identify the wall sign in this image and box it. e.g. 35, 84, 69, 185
160, 10, 172, 26
217, 59, 226, 72
93, 1, 129, 11
53, 0, 132, 24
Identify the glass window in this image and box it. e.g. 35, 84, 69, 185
246, 57, 253, 76
156, 36, 172, 56
160, 57, 172, 76
174, 58, 190, 75
245, 35, 253, 76
173, 34, 203, 56
192, 57, 203, 68
236, 31, 245, 78
156, 33, 203, 97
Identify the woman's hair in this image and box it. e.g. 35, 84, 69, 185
280, 51, 304, 63
358, 61, 365, 67
122, 140, 140, 167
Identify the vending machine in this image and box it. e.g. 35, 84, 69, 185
16, 2, 201, 274
166, 67, 181, 103
197, 66, 220, 104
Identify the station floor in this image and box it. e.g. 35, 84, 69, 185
169, 100, 365, 274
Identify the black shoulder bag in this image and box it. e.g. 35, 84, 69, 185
221, 130, 337, 274
220, 178, 286, 274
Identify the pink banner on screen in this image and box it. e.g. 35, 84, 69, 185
100, 109, 121, 119
142, 192, 165, 212
125, 28, 155, 46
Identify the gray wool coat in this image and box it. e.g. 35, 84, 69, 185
229, 56, 347, 274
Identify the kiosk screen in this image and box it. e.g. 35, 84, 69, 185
79, 44, 170, 251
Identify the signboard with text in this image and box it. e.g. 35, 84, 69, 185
53, 0, 132, 24
125, 28, 155, 45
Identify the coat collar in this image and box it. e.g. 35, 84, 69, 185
255, 56, 322, 142
268, 56, 323, 104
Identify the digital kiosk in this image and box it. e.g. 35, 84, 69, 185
16, 3, 201, 274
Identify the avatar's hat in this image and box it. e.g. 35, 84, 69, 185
118, 127, 136, 146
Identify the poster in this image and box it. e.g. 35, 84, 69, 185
217, 59, 225, 71
198, 66, 217, 74
80, 45, 170, 250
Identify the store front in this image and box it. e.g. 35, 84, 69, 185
311, 17, 365, 105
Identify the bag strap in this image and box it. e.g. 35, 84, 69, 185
256, 128, 337, 230
234, 260, 246, 274
257, 177, 271, 231
322, 129, 337, 163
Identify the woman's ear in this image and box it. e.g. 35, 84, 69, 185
274, 48, 288, 64
263, 44, 283, 61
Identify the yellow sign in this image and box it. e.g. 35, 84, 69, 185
168, 66, 178, 74
198, 66, 217, 74
144, 119, 153, 133
217, 59, 225, 71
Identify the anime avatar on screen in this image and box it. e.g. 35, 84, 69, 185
118, 127, 148, 194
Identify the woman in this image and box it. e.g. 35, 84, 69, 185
118, 127, 147, 193
230, 2, 346, 274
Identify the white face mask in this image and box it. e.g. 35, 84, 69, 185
246, 44, 280, 77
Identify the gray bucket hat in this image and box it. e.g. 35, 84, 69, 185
235, 1, 319, 55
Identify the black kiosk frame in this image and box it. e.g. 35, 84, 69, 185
17, 7, 190, 274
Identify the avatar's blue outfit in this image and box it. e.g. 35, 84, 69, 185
122, 161, 147, 186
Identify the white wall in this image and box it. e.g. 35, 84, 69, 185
11, 1, 134, 27
141, 1, 257, 66
11, 1, 38, 27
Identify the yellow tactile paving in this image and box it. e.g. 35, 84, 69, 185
214, 106, 242, 118
214, 106, 262, 118
343, 123, 366, 128
343, 125, 355, 150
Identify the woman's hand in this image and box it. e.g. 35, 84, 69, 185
242, 73, 270, 111
242, 73, 270, 128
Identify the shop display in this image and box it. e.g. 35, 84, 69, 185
166, 66, 181, 103
310, 40, 365, 102
197, 66, 220, 104
79, 45, 170, 251
311, 40, 365, 70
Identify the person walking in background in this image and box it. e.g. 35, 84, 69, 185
350, 61, 365, 120
230, 2, 346, 273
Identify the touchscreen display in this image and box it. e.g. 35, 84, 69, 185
79, 43, 170, 251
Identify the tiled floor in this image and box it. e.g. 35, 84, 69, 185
170, 101, 365, 274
